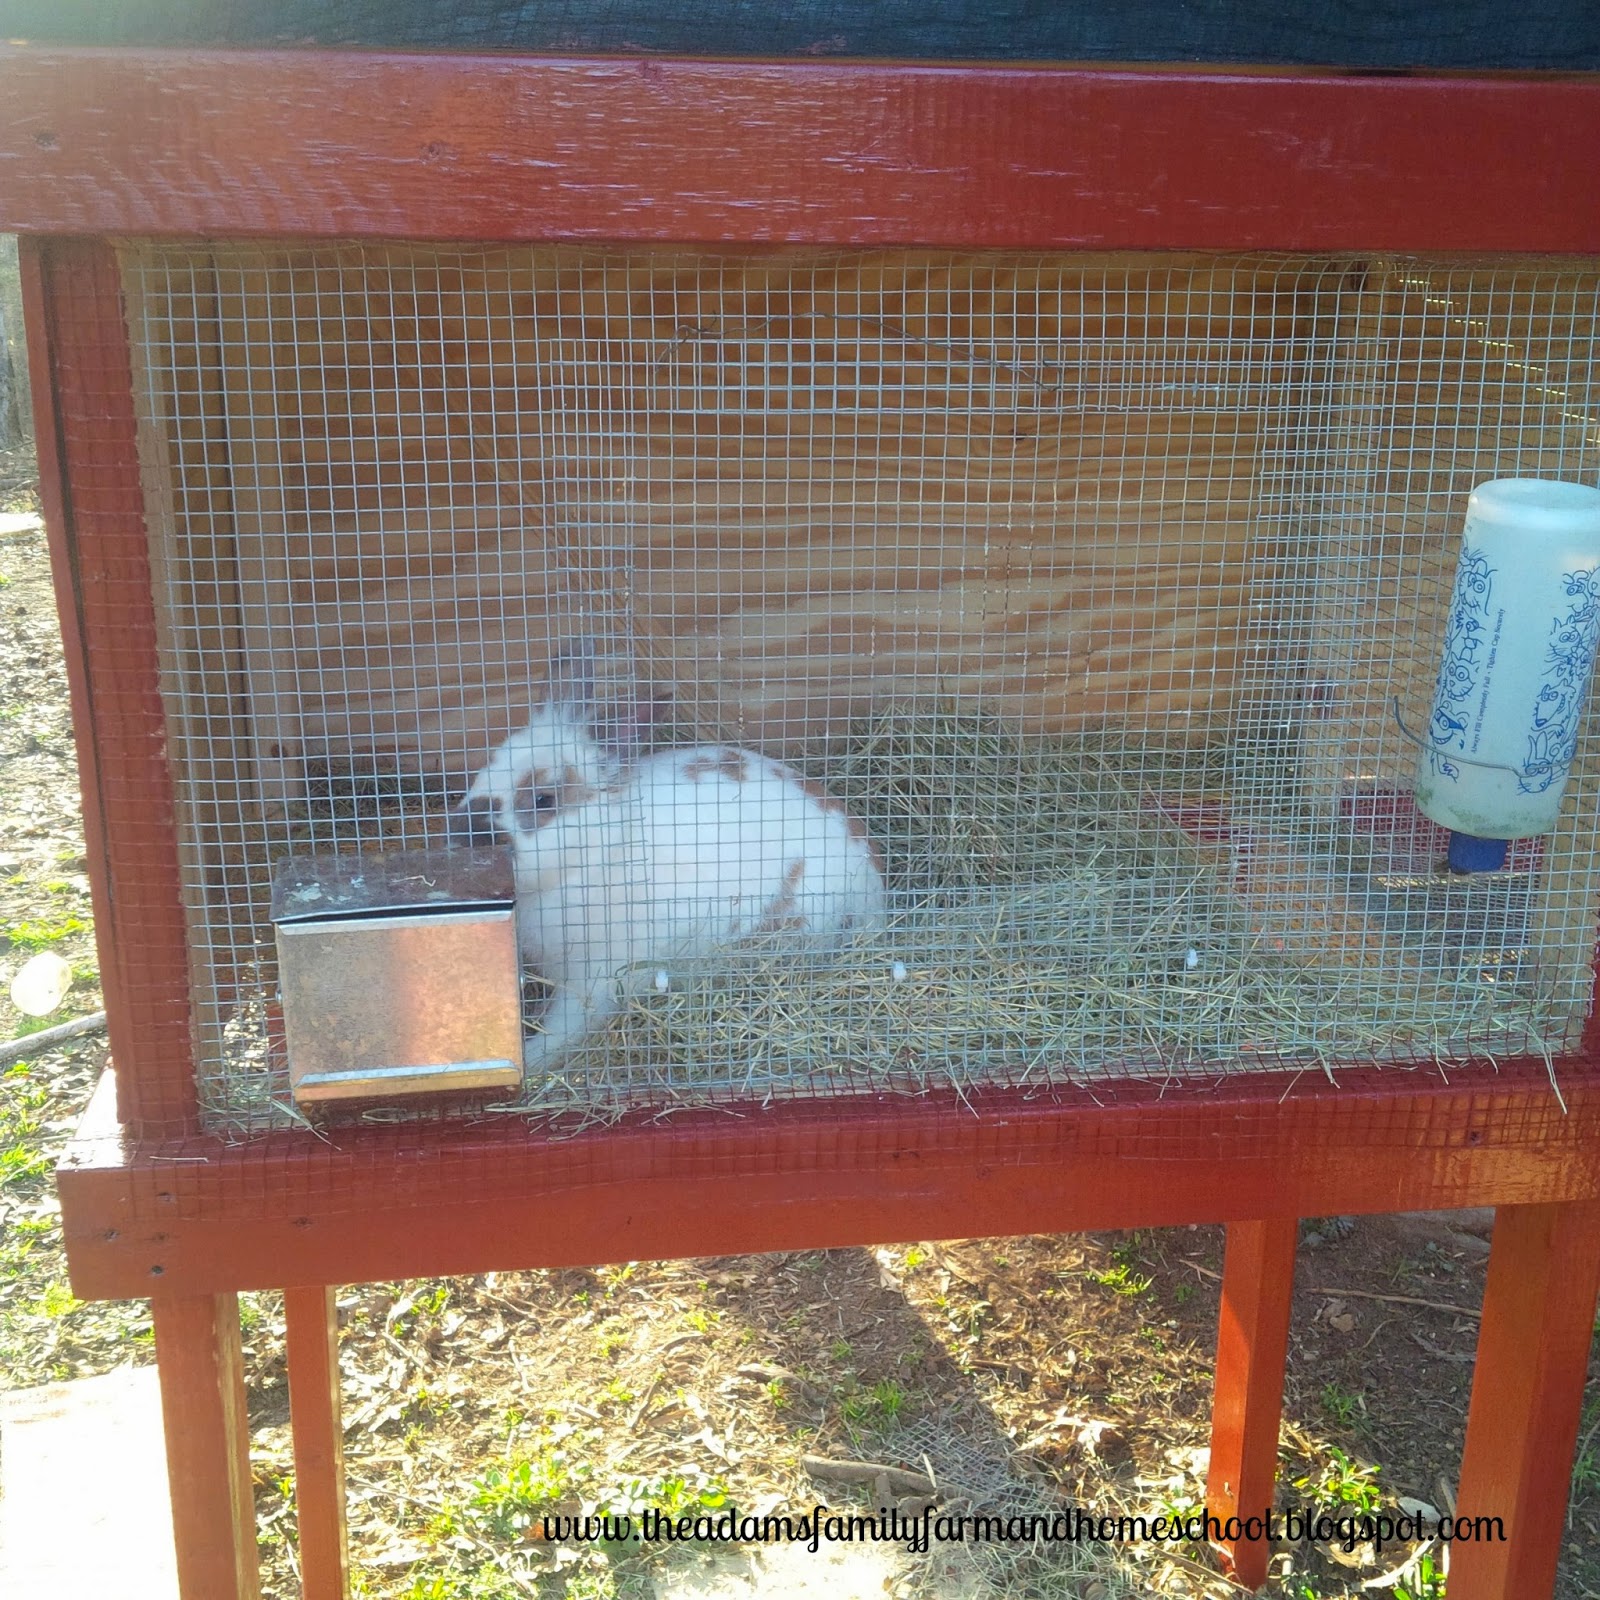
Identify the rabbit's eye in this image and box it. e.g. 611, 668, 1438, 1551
512, 777, 561, 830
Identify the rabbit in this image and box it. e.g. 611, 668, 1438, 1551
453, 638, 887, 1075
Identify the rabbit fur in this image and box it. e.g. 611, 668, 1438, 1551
456, 639, 886, 1075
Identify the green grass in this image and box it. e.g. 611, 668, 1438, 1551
869, 1378, 906, 1422
0, 1063, 52, 1182
1086, 1261, 1153, 1297
1576, 1396, 1600, 1499
0, 1051, 151, 1388
596, 1378, 635, 1412
9, 1013, 67, 1039
1, 913, 89, 953
1293, 1446, 1382, 1515
1319, 1380, 1363, 1427
448, 1444, 589, 1542
840, 1377, 908, 1428
403, 1566, 526, 1600
601, 1468, 727, 1521
30, 1281, 80, 1319
412, 1445, 724, 1600
0, 1061, 73, 1369
1394, 1548, 1448, 1600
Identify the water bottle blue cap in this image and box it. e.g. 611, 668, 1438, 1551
1447, 831, 1510, 873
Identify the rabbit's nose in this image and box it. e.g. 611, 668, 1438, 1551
446, 794, 502, 846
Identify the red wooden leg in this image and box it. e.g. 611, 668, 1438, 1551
152, 1292, 261, 1600
1451, 1200, 1600, 1600
285, 1286, 350, 1600
1206, 1217, 1298, 1590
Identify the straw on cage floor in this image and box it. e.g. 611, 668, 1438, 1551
499, 704, 1558, 1118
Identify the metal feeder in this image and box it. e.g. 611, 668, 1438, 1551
271, 848, 522, 1105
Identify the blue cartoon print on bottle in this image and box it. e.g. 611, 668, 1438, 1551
1425, 543, 1495, 785
1522, 566, 1600, 793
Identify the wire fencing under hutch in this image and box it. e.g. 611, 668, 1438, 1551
120, 245, 1600, 1132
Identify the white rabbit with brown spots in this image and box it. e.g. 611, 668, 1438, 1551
454, 639, 886, 1076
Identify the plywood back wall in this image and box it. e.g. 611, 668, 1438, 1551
124, 244, 1598, 817
125, 245, 1312, 804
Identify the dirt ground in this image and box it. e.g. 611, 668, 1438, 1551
4, 429, 1600, 1599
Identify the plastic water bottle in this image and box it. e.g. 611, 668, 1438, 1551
9, 951, 72, 1016
1413, 478, 1600, 871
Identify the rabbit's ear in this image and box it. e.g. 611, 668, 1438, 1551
545, 634, 598, 712
597, 687, 674, 756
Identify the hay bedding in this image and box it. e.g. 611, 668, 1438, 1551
495, 704, 1554, 1116
273, 699, 1551, 1122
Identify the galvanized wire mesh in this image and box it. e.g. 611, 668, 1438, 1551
120, 245, 1600, 1132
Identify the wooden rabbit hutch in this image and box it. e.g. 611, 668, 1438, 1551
7, 4, 1600, 1596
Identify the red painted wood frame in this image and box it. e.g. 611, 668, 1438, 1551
13, 49, 1600, 1600
0, 51, 1599, 252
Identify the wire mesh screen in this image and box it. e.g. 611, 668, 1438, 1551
119, 245, 1600, 1133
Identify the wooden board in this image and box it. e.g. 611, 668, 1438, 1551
23, 236, 200, 1134
7, 55, 1600, 252
55, 1058, 1600, 1301
135, 245, 1600, 776
127, 245, 1301, 804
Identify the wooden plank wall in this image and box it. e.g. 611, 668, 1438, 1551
125, 245, 1309, 801
124, 244, 1600, 787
